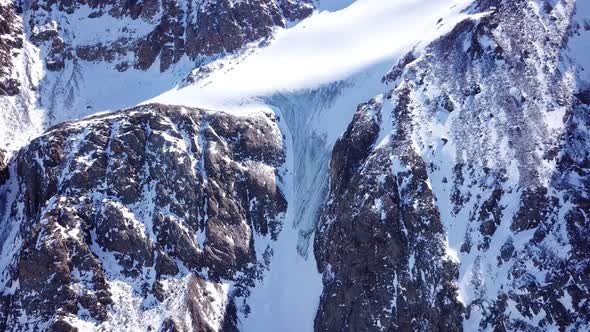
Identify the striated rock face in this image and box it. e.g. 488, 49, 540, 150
315, 96, 463, 331
0, 2, 23, 96
0, 103, 287, 331
28, 0, 314, 72
0, 0, 315, 152
315, 0, 590, 330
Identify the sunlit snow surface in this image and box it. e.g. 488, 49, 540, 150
149, 0, 475, 330
152, 0, 474, 110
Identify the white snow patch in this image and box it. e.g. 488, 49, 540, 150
151, 0, 475, 109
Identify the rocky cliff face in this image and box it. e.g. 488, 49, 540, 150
28, 0, 313, 72
315, 96, 464, 331
0, 0, 315, 152
0, 1, 23, 96
1, 0, 590, 331
0, 104, 287, 331
315, 0, 590, 330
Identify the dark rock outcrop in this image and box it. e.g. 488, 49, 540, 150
0, 2, 23, 96
315, 94, 463, 332
0, 103, 287, 331
315, 0, 590, 331
28, 0, 315, 72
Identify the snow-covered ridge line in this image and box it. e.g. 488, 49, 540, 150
0, 0, 317, 154
152, 0, 476, 108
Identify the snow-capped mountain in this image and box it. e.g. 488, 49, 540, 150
0, 0, 589, 331
0, 0, 314, 152
315, 1, 590, 330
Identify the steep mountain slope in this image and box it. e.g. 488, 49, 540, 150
315, 0, 590, 330
151, 1, 478, 330
0, 0, 22, 97
0, 104, 287, 330
0, 0, 589, 331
